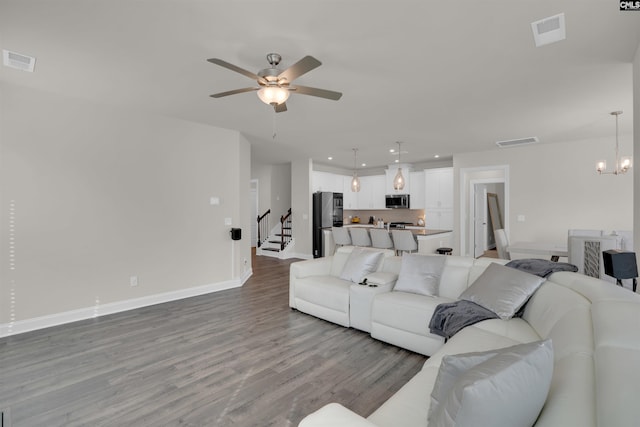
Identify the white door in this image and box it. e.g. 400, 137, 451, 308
473, 184, 488, 258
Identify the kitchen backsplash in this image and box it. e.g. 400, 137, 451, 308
344, 209, 425, 225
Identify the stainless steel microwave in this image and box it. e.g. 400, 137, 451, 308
385, 194, 410, 209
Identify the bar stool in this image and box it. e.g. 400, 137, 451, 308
391, 230, 417, 255
350, 228, 372, 247
332, 227, 352, 253
370, 228, 394, 250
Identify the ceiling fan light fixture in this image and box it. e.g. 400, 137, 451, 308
257, 86, 289, 105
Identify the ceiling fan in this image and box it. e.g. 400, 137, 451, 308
207, 53, 342, 113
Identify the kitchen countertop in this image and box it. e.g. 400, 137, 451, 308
339, 225, 451, 237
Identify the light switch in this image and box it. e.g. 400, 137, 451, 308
517, 215, 526, 222
224, 217, 232, 226
210, 197, 220, 205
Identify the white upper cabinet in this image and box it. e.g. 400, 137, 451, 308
312, 171, 343, 193
424, 168, 453, 209
343, 175, 358, 209
409, 171, 425, 209
370, 175, 386, 209
354, 175, 386, 209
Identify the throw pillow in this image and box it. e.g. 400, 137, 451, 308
339, 247, 385, 283
459, 262, 546, 319
428, 339, 554, 427
393, 254, 446, 296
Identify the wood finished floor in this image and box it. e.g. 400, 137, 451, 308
1, 251, 426, 427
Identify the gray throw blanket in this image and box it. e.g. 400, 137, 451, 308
428, 259, 578, 340
429, 300, 498, 340
505, 258, 578, 277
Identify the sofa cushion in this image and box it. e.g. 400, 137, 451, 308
339, 247, 385, 283
393, 254, 446, 296
460, 262, 545, 319
373, 291, 453, 337
295, 275, 351, 312
367, 365, 440, 427
428, 339, 554, 427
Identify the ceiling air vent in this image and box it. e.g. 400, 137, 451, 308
496, 137, 539, 148
3, 49, 36, 72
531, 13, 566, 47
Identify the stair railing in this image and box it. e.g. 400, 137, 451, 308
257, 209, 271, 248
279, 208, 292, 250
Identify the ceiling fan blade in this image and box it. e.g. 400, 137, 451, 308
210, 87, 258, 98
274, 102, 288, 113
291, 84, 342, 101
207, 58, 267, 84
278, 56, 321, 83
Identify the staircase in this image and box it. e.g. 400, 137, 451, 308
256, 208, 294, 258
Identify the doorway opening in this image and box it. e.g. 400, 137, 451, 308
459, 165, 509, 258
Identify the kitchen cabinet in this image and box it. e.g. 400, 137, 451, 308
425, 209, 454, 230
424, 168, 453, 230
343, 175, 357, 209
424, 168, 453, 209
409, 171, 425, 209
312, 171, 343, 193
356, 175, 386, 209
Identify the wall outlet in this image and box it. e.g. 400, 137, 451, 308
517, 215, 526, 222
129, 276, 138, 287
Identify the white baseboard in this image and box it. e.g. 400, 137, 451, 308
0, 274, 253, 338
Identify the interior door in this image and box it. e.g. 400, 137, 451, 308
473, 185, 488, 258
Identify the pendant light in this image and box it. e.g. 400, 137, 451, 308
351, 148, 361, 192
596, 111, 632, 175
393, 141, 405, 191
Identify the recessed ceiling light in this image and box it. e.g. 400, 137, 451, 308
361, 163, 366, 167
434, 154, 440, 158
395, 159, 399, 163
389, 149, 395, 153
327, 156, 333, 160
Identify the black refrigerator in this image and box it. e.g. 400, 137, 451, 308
312, 191, 343, 258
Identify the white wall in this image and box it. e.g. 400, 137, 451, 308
0, 83, 251, 328
454, 137, 633, 254
270, 163, 292, 223
250, 162, 291, 230
291, 157, 313, 258
634, 43, 640, 253
251, 163, 273, 224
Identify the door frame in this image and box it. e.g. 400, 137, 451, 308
459, 165, 509, 257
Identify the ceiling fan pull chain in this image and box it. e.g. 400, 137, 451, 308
272, 109, 277, 139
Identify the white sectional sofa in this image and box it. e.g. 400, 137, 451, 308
290, 246, 640, 427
